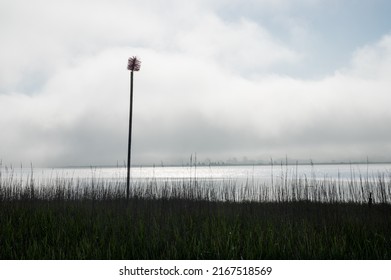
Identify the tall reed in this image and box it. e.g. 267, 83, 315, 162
0, 164, 390, 204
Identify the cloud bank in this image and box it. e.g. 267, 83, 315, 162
1, 0, 391, 166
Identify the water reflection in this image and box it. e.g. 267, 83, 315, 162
2, 163, 391, 184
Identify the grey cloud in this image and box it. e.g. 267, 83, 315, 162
1, 0, 391, 167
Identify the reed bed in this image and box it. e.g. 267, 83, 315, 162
0, 165, 390, 259
1, 165, 390, 204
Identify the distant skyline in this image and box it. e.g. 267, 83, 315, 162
1, 0, 391, 167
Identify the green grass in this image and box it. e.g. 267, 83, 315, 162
1, 198, 390, 259
0, 167, 390, 259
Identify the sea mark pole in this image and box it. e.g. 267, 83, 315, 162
127, 56, 141, 200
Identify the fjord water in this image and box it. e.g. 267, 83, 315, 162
4, 163, 391, 185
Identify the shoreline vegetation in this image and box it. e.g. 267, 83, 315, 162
0, 166, 390, 259
9, 161, 391, 169
4, 157, 391, 169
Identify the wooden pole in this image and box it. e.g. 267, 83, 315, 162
127, 70, 134, 200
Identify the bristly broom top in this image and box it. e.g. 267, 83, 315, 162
127, 56, 141, 71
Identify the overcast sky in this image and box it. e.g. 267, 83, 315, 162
1, 0, 391, 167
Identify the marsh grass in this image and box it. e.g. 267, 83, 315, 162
0, 165, 390, 259
1, 164, 391, 203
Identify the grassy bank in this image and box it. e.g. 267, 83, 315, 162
1, 197, 390, 259
1, 167, 390, 259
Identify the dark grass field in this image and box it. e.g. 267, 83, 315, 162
1, 197, 390, 259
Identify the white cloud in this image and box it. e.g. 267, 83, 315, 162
1, 0, 391, 166
0, 0, 302, 93
177, 16, 300, 74
348, 35, 391, 79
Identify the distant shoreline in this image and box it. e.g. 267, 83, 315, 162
52, 161, 391, 169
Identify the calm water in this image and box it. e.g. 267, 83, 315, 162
3, 163, 391, 185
